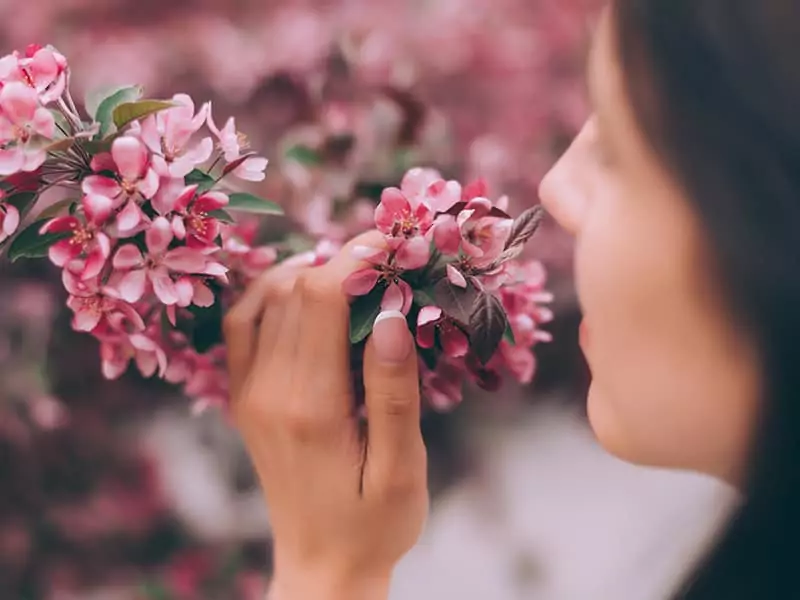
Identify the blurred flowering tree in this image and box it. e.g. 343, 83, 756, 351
0, 0, 598, 597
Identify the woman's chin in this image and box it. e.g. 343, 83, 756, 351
586, 382, 650, 468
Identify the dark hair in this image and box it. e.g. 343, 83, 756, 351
612, 1, 800, 597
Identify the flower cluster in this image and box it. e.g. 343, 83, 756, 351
0, 44, 277, 412
344, 168, 552, 410
0, 44, 551, 414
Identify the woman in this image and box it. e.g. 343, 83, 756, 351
224, 1, 800, 598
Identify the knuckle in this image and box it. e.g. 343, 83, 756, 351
370, 388, 418, 417
263, 274, 296, 303
378, 467, 422, 501
296, 270, 345, 307
283, 406, 327, 441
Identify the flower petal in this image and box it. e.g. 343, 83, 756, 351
2, 204, 20, 236
32, 107, 55, 138
82, 244, 109, 280
0, 147, 25, 175
192, 282, 215, 307
111, 136, 148, 182
442, 326, 469, 358
116, 200, 144, 235
381, 279, 413, 314
446, 264, 468, 288
73, 305, 102, 332
137, 167, 160, 199
146, 216, 173, 255
433, 217, 461, 255
150, 267, 179, 305
118, 269, 147, 303
174, 277, 194, 307
394, 236, 430, 270
82, 175, 121, 199
343, 268, 380, 296
48, 239, 80, 267
82, 193, 114, 225
193, 191, 229, 212
113, 244, 145, 269
0, 81, 37, 124
375, 187, 410, 232
162, 247, 209, 273
418, 305, 443, 327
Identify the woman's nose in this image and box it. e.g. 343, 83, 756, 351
538, 120, 593, 235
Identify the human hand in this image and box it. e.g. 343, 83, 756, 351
224, 231, 429, 600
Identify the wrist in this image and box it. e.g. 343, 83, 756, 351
269, 566, 392, 600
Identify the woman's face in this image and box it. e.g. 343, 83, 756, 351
539, 9, 760, 483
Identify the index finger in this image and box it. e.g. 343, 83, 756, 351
273, 229, 388, 418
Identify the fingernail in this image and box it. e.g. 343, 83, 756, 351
372, 310, 411, 364
283, 251, 317, 267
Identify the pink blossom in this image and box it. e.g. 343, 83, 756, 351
62, 269, 145, 333
342, 245, 415, 314
375, 186, 434, 240
156, 184, 229, 248
41, 194, 113, 280
183, 345, 229, 413
139, 93, 212, 178
222, 232, 278, 280
399, 167, 443, 201
230, 155, 268, 182
206, 104, 246, 161
0, 81, 55, 174
0, 192, 20, 243
0, 45, 68, 105
112, 216, 226, 306
82, 136, 159, 234
99, 330, 168, 380
421, 357, 466, 412
416, 305, 469, 358
433, 196, 512, 266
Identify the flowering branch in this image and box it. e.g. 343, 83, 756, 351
0, 43, 553, 414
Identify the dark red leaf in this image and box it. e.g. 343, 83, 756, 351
435, 201, 467, 218
504, 205, 545, 251
469, 291, 509, 365
488, 206, 512, 219
433, 278, 478, 327
222, 152, 257, 177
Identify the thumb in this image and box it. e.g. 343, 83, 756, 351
363, 310, 424, 482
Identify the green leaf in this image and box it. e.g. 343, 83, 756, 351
503, 321, 516, 345
185, 169, 216, 193
112, 99, 174, 132
86, 84, 140, 119
350, 285, 385, 344
37, 198, 78, 220
208, 209, 235, 223
469, 292, 509, 365
5, 192, 38, 215
7, 219, 71, 261
93, 85, 144, 138
413, 287, 437, 308
285, 144, 322, 166
227, 193, 283, 215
